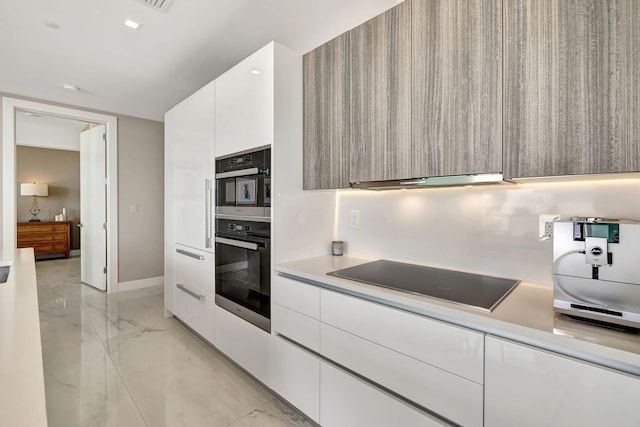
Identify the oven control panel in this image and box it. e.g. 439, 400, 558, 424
216, 218, 270, 238
216, 147, 270, 173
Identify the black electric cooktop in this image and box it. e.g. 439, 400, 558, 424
327, 260, 519, 312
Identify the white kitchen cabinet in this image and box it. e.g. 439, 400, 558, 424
321, 289, 484, 384
271, 275, 321, 420
174, 244, 214, 295
321, 323, 482, 426
173, 244, 215, 344
320, 361, 444, 427
169, 81, 215, 252
485, 336, 640, 426
272, 275, 320, 319
214, 44, 274, 157
272, 275, 320, 351
165, 80, 214, 315
214, 304, 271, 386
173, 283, 215, 345
272, 336, 320, 423
272, 304, 319, 352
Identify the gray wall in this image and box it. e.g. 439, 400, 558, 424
1, 92, 164, 284
16, 146, 81, 250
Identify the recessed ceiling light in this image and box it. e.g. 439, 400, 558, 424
251, 69, 261, 75
42, 21, 60, 29
62, 84, 80, 93
124, 19, 142, 30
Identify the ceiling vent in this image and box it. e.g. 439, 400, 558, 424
134, 0, 173, 12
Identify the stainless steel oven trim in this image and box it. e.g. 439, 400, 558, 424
215, 206, 267, 218
215, 213, 271, 223
216, 294, 270, 332
215, 167, 260, 179
215, 144, 271, 160
215, 236, 259, 251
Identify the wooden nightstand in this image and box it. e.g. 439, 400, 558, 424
17, 221, 71, 259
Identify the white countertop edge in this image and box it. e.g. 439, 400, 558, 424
275, 260, 640, 378
0, 248, 48, 427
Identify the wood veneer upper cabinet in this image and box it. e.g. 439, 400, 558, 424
350, 1, 412, 183
504, 0, 640, 179
303, 33, 351, 190
411, 0, 503, 178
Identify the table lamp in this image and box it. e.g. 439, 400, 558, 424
20, 182, 48, 222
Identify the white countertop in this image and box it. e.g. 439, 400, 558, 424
0, 248, 48, 427
275, 255, 640, 376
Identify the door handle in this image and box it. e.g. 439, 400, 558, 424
77, 223, 84, 228
176, 283, 205, 301
176, 248, 205, 260
205, 179, 213, 249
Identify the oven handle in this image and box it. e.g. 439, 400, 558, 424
215, 167, 260, 179
215, 236, 259, 251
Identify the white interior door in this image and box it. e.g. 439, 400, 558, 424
80, 124, 107, 291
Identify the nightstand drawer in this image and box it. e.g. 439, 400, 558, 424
17, 222, 71, 257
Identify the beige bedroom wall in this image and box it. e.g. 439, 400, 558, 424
16, 146, 81, 250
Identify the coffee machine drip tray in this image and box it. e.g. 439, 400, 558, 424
327, 260, 519, 312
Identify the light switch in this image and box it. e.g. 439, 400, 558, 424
130, 203, 138, 214
350, 210, 360, 228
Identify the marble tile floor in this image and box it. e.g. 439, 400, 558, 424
36, 257, 314, 427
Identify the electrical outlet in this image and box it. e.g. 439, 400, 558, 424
539, 214, 560, 241
350, 210, 360, 228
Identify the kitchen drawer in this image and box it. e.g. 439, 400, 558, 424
321, 323, 482, 426
320, 361, 444, 427
175, 244, 214, 295
272, 274, 320, 319
272, 335, 320, 423
214, 305, 271, 386
174, 283, 215, 345
321, 289, 484, 384
485, 336, 640, 426
272, 303, 320, 352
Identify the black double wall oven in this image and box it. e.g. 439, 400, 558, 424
214, 146, 271, 332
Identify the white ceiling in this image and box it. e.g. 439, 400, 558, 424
0, 0, 398, 122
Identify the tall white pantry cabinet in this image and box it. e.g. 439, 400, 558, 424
164, 80, 216, 344
165, 41, 312, 388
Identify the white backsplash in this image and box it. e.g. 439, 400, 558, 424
333, 178, 640, 286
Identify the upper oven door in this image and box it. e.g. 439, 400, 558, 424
215, 147, 271, 219
215, 172, 268, 218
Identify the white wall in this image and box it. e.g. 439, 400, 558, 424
16, 115, 83, 151
272, 43, 336, 264
333, 178, 640, 286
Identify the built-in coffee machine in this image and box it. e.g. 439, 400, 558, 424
552, 217, 640, 328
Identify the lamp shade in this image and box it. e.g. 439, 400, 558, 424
20, 183, 48, 197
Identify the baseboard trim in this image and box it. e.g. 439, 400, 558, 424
118, 276, 164, 292
70, 249, 81, 257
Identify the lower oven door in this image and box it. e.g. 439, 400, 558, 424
215, 235, 270, 332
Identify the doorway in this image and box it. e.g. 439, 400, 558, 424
2, 97, 118, 293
